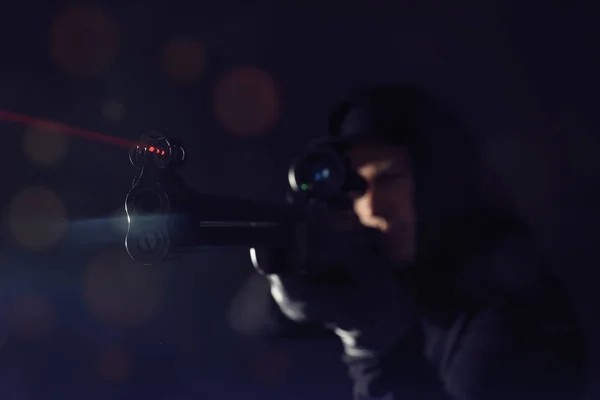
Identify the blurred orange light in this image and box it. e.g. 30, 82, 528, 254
213, 67, 281, 137
23, 125, 69, 167
7, 187, 68, 251
49, 5, 120, 77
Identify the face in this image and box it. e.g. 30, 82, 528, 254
345, 143, 417, 266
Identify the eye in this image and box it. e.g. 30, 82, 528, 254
375, 171, 410, 184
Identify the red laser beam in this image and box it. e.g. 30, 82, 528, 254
0, 109, 140, 149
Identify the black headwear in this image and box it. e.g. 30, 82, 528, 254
328, 84, 422, 147
327, 84, 490, 233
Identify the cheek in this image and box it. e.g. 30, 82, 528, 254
387, 182, 416, 221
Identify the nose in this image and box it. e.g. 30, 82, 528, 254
352, 186, 390, 232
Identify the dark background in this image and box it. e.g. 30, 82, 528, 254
0, 1, 598, 399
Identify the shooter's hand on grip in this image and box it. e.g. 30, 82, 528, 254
255, 214, 417, 358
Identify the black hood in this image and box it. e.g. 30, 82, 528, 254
328, 84, 530, 323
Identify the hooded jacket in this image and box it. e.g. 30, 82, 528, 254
328, 85, 585, 399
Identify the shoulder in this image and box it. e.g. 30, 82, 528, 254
442, 299, 584, 400
424, 233, 586, 399
429, 278, 585, 399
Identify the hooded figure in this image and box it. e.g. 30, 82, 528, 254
261, 84, 586, 399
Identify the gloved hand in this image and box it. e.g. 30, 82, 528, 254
257, 221, 417, 359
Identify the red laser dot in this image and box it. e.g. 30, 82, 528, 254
161, 150, 165, 156
148, 146, 155, 153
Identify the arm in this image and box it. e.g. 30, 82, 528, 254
341, 297, 585, 400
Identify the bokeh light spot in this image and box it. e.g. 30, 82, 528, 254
84, 248, 162, 327
251, 345, 291, 387
23, 125, 69, 167
8, 187, 68, 251
9, 295, 54, 342
97, 346, 133, 381
163, 37, 206, 84
49, 5, 119, 77
213, 67, 281, 137
102, 99, 126, 123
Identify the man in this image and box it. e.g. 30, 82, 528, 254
258, 85, 585, 399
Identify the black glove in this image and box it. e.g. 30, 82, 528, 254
254, 215, 417, 358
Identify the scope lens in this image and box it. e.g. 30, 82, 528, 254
292, 151, 345, 198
